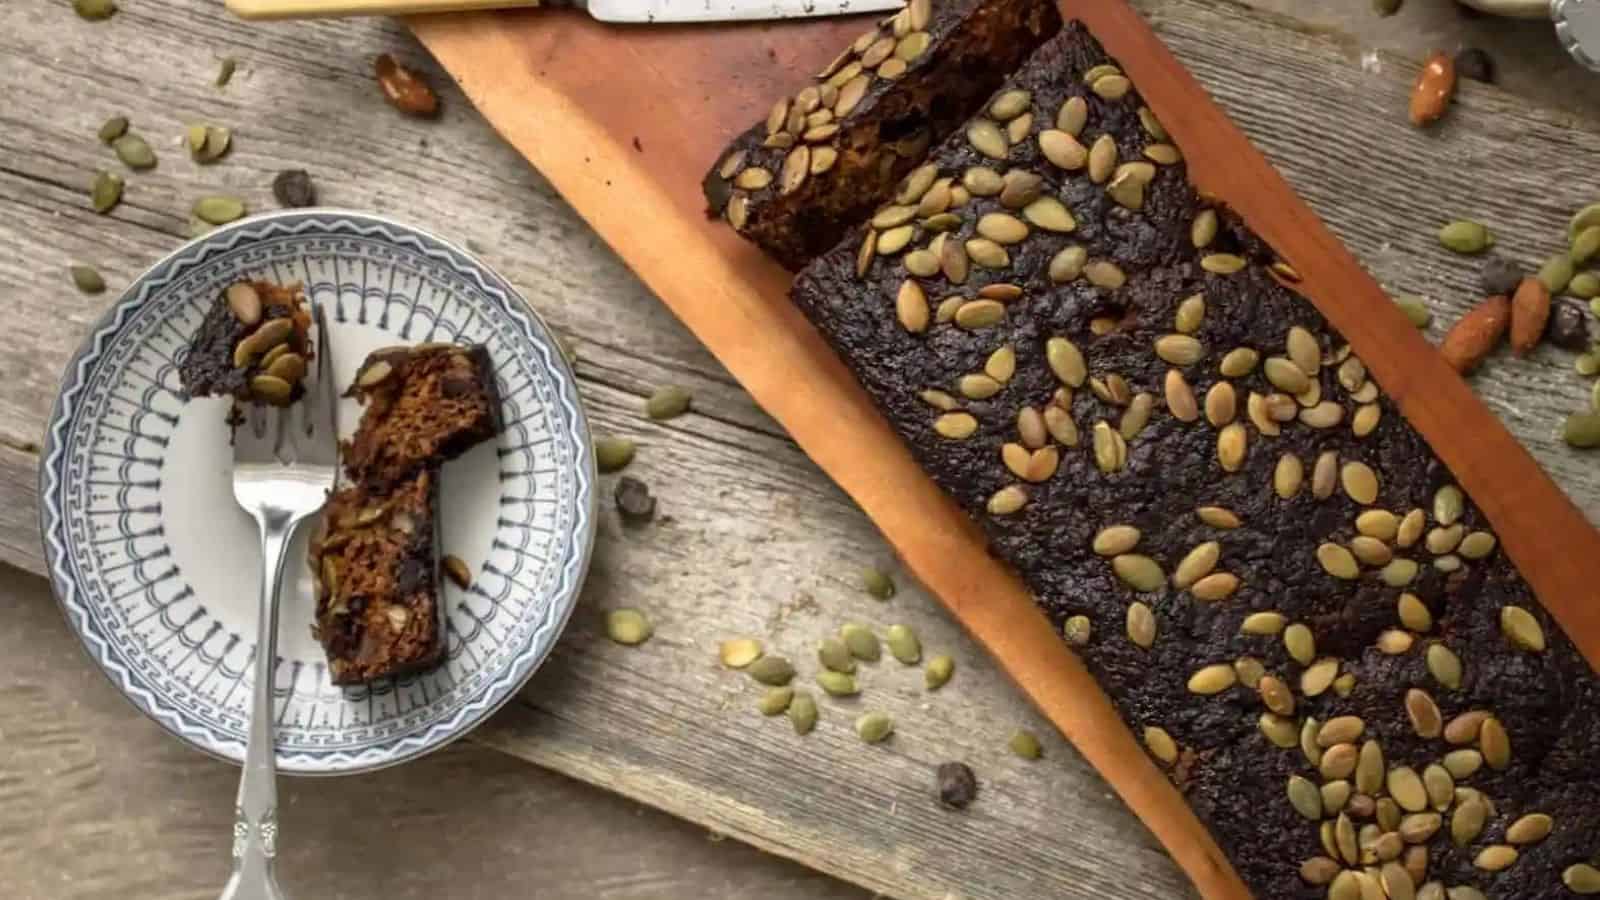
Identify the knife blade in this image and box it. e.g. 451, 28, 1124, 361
586, 0, 903, 23
226, 0, 902, 23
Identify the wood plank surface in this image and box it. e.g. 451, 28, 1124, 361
4, 1, 1600, 899
0, 565, 867, 900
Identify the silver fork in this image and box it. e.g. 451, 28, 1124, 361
219, 298, 339, 900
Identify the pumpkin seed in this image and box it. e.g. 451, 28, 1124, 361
1022, 196, 1076, 233
1241, 612, 1286, 635
1187, 663, 1236, 695
1320, 779, 1351, 816
1087, 135, 1117, 184
1480, 716, 1510, 769
1084, 260, 1126, 289
747, 655, 795, 686
1574, 272, 1600, 299
933, 413, 979, 440
882, 623, 921, 665
1257, 675, 1294, 716
1566, 410, 1600, 448
1125, 602, 1156, 649
1473, 846, 1517, 872
1564, 864, 1600, 894
818, 637, 856, 674
1284, 623, 1316, 665
1316, 543, 1359, 579
1003, 111, 1032, 143
720, 638, 763, 668
1049, 245, 1088, 282
1155, 334, 1203, 366
1502, 812, 1550, 845
1395, 294, 1432, 327
1038, 130, 1088, 170
1444, 710, 1489, 745
758, 686, 795, 716
1056, 96, 1088, 135
1539, 253, 1576, 294
1227, 657, 1261, 690
1403, 689, 1442, 739
1271, 453, 1303, 499
1302, 659, 1339, 697
1106, 169, 1146, 210
1043, 406, 1078, 446
855, 711, 894, 744
1061, 614, 1092, 647
839, 623, 880, 662
1399, 812, 1442, 844
1091, 525, 1139, 557
1287, 775, 1322, 820
1299, 716, 1324, 767
1379, 558, 1418, 587
967, 119, 1008, 159
1199, 253, 1246, 274
605, 608, 653, 645
964, 238, 1008, 268
1441, 749, 1482, 780
1355, 739, 1384, 795
1120, 393, 1153, 440
645, 385, 692, 420
1321, 744, 1358, 781
195, 125, 231, 163
1192, 573, 1239, 601
924, 654, 955, 690
1172, 541, 1220, 589
1438, 220, 1494, 254
783, 690, 818, 734
90, 170, 123, 214
593, 437, 635, 473
1500, 605, 1545, 651
1351, 404, 1381, 438
97, 115, 129, 143
74, 0, 116, 20
1259, 713, 1298, 748
816, 670, 859, 697
1135, 725, 1177, 765
1395, 593, 1431, 632
977, 212, 1029, 244
1196, 506, 1241, 529
1112, 554, 1164, 592
69, 264, 106, 294
194, 195, 246, 225
1457, 530, 1495, 559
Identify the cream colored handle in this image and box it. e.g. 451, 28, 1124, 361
226, 0, 546, 20
1456, 0, 1552, 18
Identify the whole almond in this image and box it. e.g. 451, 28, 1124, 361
1440, 295, 1510, 374
1510, 277, 1551, 356
1409, 51, 1455, 127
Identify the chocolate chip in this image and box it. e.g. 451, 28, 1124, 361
1547, 299, 1590, 351
615, 476, 656, 524
1480, 256, 1524, 297
272, 169, 316, 208
936, 761, 978, 809
1454, 47, 1495, 84
396, 557, 427, 594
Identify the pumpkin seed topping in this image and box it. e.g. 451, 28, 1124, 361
924, 654, 955, 690
1242, 612, 1286, 635
758, 686, 795, 716
855, 711, 894, 744
1472, 845, 1517, 872
816, 670, 859, 697
787, 690, 818, 734
1499, 605, 1545, 651
1288, 775, 1322, 821
1126, 602, 1156, 648
1480, 716, 1511, 769
1062, 614, 1091, 646
747, 655, 796, 686
1284, 623, 1316, 665
1187, 663, 1237, 695
1505, 813, 1551, 845
605, 608, 653, 645
720, 638, 764, 668
885, 624, 921, 664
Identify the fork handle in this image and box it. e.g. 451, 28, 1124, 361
219, 509, 298, 900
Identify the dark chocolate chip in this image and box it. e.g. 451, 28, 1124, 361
614, 476, 656, 524
1480, 256, 1524, 297
272, 169, 317, 208
1454, 47, 1495, 84
1547, 299, 1590, 351
396, 557, 427, 594
936, 761, 978, 809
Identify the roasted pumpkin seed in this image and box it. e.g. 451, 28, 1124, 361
1009, 729, 1043, 759
605, 608, 652, 645
747, 655, 795, 686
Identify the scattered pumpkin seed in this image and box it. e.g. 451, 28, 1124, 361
1288, 775, 1323, 821
1500, 605, 1545, 651
1126, 602, 1156, 649
97, 115, 128, 143
1394, 294, 1432, 328
194, 195, 246, 225
1438, 220, 1494, 254
884, 624, 921, 664
1564, 411, 1600, 448
1201, 253, 1247, 274
1539, 253, 1576, 294
1008, 729, 1042, 759
818, 637, 855, 674
840, 623, 880, 661
1284, 623, 1316, 666
1505, 813, 1551, 845
924, 654, 954, 690
861, 567, 896, 600
747, 655, 796, 686
1112, 554, 1165, 592
1241, 612, 1286, 635
758, 686, 795, 716
720, 638, 763, 668
856, 711, 894, 744
1142, 726, 1178, 764
787, 690, 818, 734
816, 670, 859, 697
1442, 749, 1482, 779
1473, 845, 1517, 872
594, 437, 635, 473
69, 264, 106, 294
1563, 864, 1600, 894
73, 0, 116, 20
604, 608, 652, 645
645, 385, 692, 420
90, 170, 123, 214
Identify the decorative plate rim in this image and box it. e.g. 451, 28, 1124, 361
38, 208, 598, 776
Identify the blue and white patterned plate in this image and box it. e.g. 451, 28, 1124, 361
40, 210, 597, 775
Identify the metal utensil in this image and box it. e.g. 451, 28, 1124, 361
1461, 0, 1600, 71
226, 0, 903, 23
218, 300, 340, 900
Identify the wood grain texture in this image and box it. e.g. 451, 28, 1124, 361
5, 1, 1600, 899
0, 566, 868, 900
412, 0, 1600, 897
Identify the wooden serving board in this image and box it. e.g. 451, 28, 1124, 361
410, 4, 1600, 898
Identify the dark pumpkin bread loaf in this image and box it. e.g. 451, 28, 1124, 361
790, 23, 1600, 900
180, 280, 314, 407
342, 343, 501, 491
702, 0, 1060, 270
309, 469, 442, 685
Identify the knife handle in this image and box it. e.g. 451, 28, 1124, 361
226, 0, 553, 20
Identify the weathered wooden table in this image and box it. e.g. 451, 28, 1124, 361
4, 1, 1600, 898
